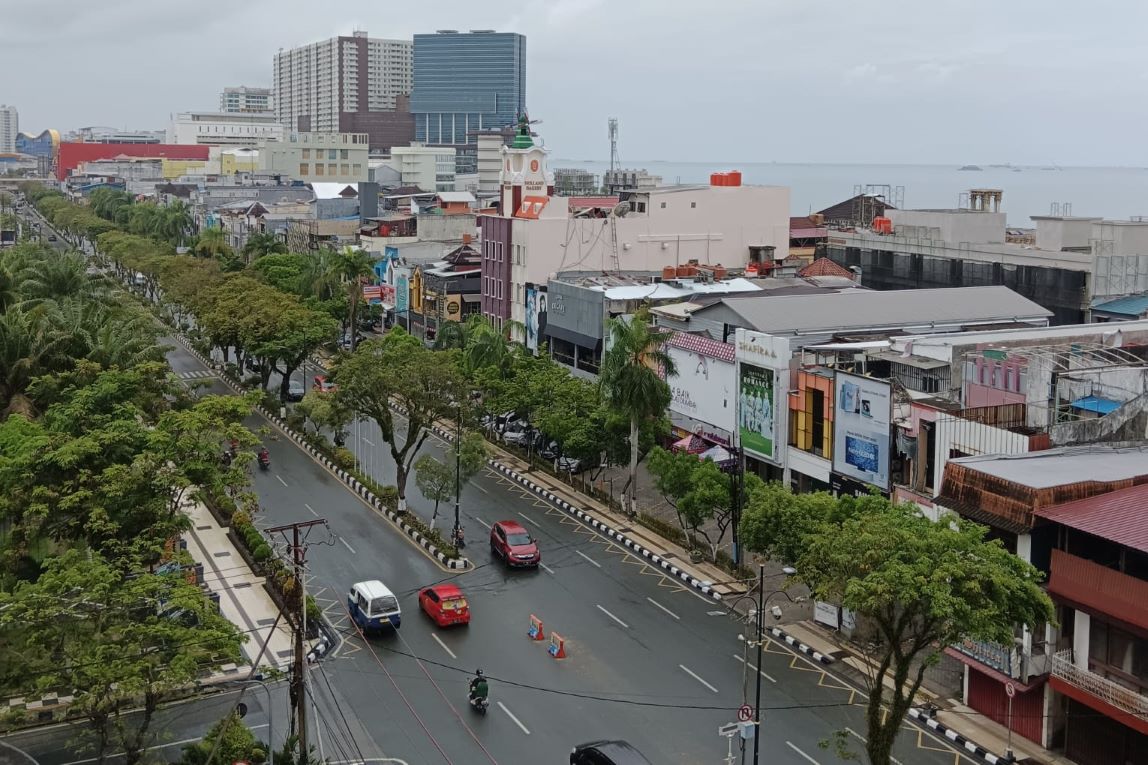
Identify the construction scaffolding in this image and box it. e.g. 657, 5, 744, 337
850, 184, 904, 226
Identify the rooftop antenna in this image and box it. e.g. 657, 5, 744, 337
608, 118, 619, 174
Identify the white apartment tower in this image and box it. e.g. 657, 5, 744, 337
0, 105, 17, 153
220, 86, 273, 114
273, 31, 411, 135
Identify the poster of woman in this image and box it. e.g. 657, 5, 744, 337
525, 287, 538, 351
737, 363, 775, 459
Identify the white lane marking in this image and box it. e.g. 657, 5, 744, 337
470, 481, 489, 494
596, 604, 630, 629
305, 503, 318, 517
733, 654, 777, 683
473, 517, 492, 529
340, 537, 356, 555
785, 741, 821, 764
646, 597, 680, 621
497, 701, 531, 735
61, 726, 269, 765
679, 664, 719, 694
539, 562, 555, 574
275, 474, 288, 487
361, 436, 375, 447
844, 728, 903, 765
0, 740, 41, 765
516, 511, 539, 526
431, 632, 456, 659
575, 550, 601, 568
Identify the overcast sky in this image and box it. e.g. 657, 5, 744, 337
3, 0, 1146, 166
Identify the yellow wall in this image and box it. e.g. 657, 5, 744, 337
161, 159, 208, 179
221, 153, 259, 175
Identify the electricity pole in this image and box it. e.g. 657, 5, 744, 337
453, 405, 462, 541
267, 518, 328, 757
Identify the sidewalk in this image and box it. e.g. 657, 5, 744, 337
780, 621, 1072, 765
182, 500, 295, 673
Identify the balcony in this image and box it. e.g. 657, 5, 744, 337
1051, 650, 1148, 725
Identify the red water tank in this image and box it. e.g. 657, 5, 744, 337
662, 266, 676, 280
873, 216, 893, 234
710, 173, 723, 186
745, 263, 760, 276
727, 171, 742, 186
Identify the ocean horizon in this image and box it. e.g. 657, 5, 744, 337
550, 159, 1148, 227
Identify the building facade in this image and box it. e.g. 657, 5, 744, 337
0, 105, 17, 153
220, 86, 273, 114
168, 112, 284, 146
56, 142, 210, 181
274, 31, 412, 147
259, 131, 369, 183
67, 126, 164, 144
390, 144, 456, 191
411, 31, 526, 149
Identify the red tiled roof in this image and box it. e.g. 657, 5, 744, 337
515, 196, 549, 219
568, 196, 619, 209
799, 257, 854, 279
1035, 483, 1148, 553
668, 331, 736, 362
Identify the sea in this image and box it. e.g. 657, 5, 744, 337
550, 160, 1148, 227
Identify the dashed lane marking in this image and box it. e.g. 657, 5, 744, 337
845, 729, 904, 765
679, 664, 719, 694
647, 597, 680, 621
275, 474, 288, 487
340, 537, 356, 555
516, 511, 540, 526
596, 604, 630, 629
575, 550, 601, 568
305, 503, 319, 517
498, 701, 531, 735
733, 654, 777, 684
785, 741, 821, 764
472, 517, 492, 529
539, 562, 555, 574
431, 633, 456, 659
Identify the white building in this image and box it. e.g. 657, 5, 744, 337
274, 31, 412, 134
259, 131, 369, 183
390, 144, 456, 192
168, 112, 283, 147
0, 104, 17, 153
220, 86, 273, 114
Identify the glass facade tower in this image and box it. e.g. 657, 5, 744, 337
411, 31, 526, 147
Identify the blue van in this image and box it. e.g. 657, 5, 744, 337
348, 580, 402, 632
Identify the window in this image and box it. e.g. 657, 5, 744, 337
341, 164, 349, 175
691, 201, 697, 208
314, 164, 324, 176
328, 149, 337, 160
636, 202, 646, 213
660, 202, 666, 209
328, 163, 336, 174
302, 149, 310, 159
299, 163, 309, 175
341, 149, 349, 159
353, 163, 362, 174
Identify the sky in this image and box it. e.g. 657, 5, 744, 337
2, 0, 1147, 166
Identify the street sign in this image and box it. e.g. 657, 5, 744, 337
1004, 682, 1016, 698
737, 704, 754, 722
718, 722, 740, 737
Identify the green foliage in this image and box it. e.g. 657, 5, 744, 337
646, 446, 735, 560
178, 711, 267, 765
414, 454, 454, 525
739, 488, 1056, 765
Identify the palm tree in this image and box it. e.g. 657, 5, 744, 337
18, 252, 104, 307
330, 246, 376, 350
156, 202, 194, 246
194, 227, 231, 259
300, 249, 342, 301
242, 231, 287, 264
599, 310, 677, 514
0, 308, 63, 418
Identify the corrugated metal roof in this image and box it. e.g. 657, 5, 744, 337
1036, 484, 1148, 553
668, 331, 736, 362
1091, 294, 1148, 316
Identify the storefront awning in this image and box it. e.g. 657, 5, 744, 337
544, 323, 601, 349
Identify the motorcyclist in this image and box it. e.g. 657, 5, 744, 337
469, 669, 489, 705
258, 446, 270, 464
221, 450, 233, 468
229, 438, 239, 456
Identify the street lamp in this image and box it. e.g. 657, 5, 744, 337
453, 403, 462, 544
731, 564, 798, 765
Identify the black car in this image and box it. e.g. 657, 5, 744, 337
571, 740, 653, 765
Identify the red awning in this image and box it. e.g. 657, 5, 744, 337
1035, 483, 1148, 554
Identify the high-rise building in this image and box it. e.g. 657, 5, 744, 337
274, 30, 412, 144
0, 105, 18, 153
411, 30, 526, 150
220, 86, 273, 114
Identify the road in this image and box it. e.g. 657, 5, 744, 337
163, 342, 982, 765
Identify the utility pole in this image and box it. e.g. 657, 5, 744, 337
729, 447, 744, 566
453, 404, 462, 542
266, 518, 328, 757
753, 564, 764, 765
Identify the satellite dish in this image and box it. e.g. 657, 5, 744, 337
612, 201, 631, 218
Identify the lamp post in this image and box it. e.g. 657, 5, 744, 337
453, 404, 462, 542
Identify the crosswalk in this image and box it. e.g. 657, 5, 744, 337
176, 370, 216, 380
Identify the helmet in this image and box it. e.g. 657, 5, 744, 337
475, 669, 484, 677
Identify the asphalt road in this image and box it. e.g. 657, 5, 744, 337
160, 342, 985, 765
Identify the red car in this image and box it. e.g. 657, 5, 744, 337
312, 374, 337, 393
490, 520, 541, 567
418, 583, 470, 627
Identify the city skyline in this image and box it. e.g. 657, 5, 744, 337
2, 0, 1148, 165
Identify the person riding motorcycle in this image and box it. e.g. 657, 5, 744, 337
258, 446, 270, 464
468, 669, 489, 706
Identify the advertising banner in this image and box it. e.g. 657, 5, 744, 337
393, 265, 411, 315
667, 344, 736, 435
738, 363, 776, 461
832, 372, 892, 490
525, 286, 539, 352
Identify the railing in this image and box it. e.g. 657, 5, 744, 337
1051, 650, 1148, 721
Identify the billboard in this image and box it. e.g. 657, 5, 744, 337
738, 363, 777, 460
393, 265, 411, 316
832, 372, 892, 490
667, 344, 736, 435
525, 286, 539, 352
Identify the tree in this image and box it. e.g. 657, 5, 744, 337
740, 491, 1056, 765
0, 550, 244, 765
295, 389, 354, 446
242, 231, 287, 264
329, 246, 376, 349
414, 454, 454, 528
178, 711, 267, 765
194, 227, 232, 261
647, 446, 739, 560
599, 310, 676, 513
333, 329, 463, 511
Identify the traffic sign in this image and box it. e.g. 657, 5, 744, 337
1004, 682, 1016, 698
737, 704, 754, 722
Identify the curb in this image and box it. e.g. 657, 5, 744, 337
908, 708, 1015, 764
765, 626, 835, 665
421, 419, 724, 601
173, 335, 470, 571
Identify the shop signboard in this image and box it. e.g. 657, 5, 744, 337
832, 372, 892, 491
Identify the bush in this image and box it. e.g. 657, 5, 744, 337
231, 509, 251, 529
252, 543, 272, 563
306, 595, 322, 625
332, 447, 357, 471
